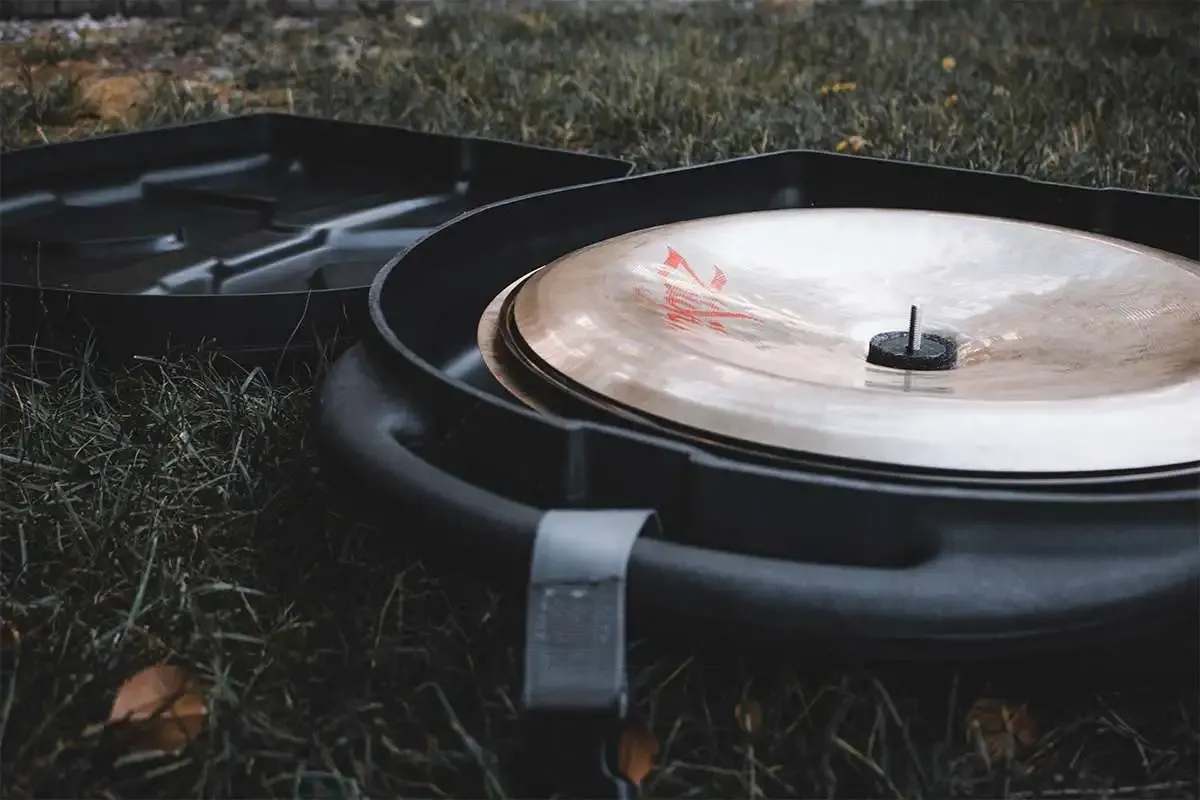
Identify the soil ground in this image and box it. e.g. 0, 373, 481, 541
1, 1, 1198, 798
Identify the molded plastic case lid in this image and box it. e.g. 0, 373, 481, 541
0, 113, 633, 363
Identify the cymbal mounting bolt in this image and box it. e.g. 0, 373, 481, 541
906, 304, 923, 356
866, 304, 957, 372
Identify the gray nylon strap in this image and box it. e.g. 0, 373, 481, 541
522, 509, 657, 713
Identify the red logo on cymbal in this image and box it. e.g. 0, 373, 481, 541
637, 246, 758, 334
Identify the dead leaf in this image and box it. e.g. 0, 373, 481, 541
735, 698, 763, 735
83, 74, 147, 119
109, 663, 207, 753
820, 81, 858, 95
617, 719, 659, 786
242, 87, 292, 110
965, 698, 1038, 764
836, 135, 869, 153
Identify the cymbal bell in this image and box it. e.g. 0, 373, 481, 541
489, 208, 1200, 475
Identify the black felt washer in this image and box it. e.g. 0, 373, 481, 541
866, 331, 958, 371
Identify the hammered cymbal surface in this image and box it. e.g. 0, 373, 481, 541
505, 208, 1200, 474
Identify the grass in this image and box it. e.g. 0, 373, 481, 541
2, 1, 1199, 797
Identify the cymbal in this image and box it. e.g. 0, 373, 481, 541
478, 275, 553, 413
497, 208, 1200, 475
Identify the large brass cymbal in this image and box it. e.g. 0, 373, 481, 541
497, 208, 1200, 475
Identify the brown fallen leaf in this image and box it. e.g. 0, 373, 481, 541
836, 135, 869, 154
820, 81, 858, 95
109, 663, 207, 753
617, 719, 659, 786
965, 698, 1038, 764
83, 74, 147, 120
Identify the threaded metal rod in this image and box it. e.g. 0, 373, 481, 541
906, 304, 923, 355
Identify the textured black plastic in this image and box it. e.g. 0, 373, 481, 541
317, 151, 1200, 656
0, 113, 632, 363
